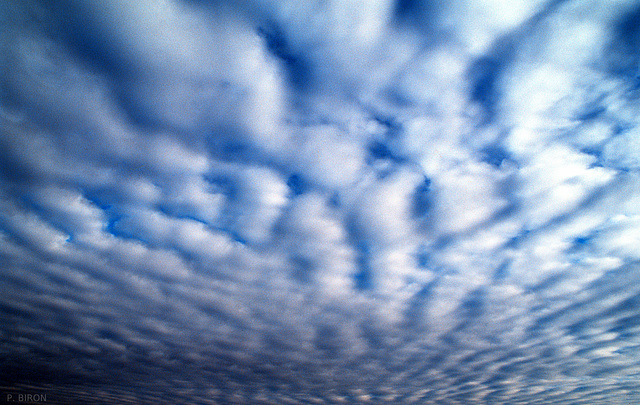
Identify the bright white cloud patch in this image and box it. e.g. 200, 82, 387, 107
1, 0, 640, 403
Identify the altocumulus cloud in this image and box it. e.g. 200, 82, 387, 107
1, 0, 640, 403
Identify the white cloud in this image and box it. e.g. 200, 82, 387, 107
347, 168, 422, 246
277, 192, 357, 296
225, 166, 289, 245
592, 215, 640, 260
431, 160, 508, 234
450, 0, 548, 54
0, 195, 69, 255
289, 124, 366, 189
603, 128, 640, 169
27, 186, 105, 237
515, 145, 615, 229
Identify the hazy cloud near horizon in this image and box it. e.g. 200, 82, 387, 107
2, 0, 640, 403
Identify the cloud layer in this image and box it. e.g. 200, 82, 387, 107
2, 0, 640, 403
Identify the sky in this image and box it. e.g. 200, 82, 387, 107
1, 0, 640, 403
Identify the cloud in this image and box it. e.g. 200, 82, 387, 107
2, 0, 640, 403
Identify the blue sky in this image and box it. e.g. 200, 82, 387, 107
1, 0, 640, 403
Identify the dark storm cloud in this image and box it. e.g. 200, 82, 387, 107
2, 0, 640, 403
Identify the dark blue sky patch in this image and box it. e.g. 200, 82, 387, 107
466, 29, 524, 125
412, 176, 432, 218
368, 140, 395, 161
608, 5, 640, 77
203, 173, 239, 201
504, 228, 531, 249
110, 84, 182, 132
416, 244, 431, 268
286, 173, 307, 196
493, 260, 510, 281
392, 0, 443, 32
613, 313, 640, 336
313, 325, 341, 358
44, 6, 131, 76
205, 129, 254, 163
449, 288, 487, 335
605, 292, 640, 318
155, 204, 212, 226
327, 192, 341, 208
105, 212, 158, 247
373, 115, 403, 138
290, 255, 315, 284
480, 144, 511, 168
580, 145, 605, 162
577, 105, 607, 122
379, 86, 417, 108
467, 57, 505, 124
257, 24, 313, 91
402, 279, 438, 330
353, 242, 374, 291
353, 266, 373, 291
570, 235, 592, 251
0, 145, 40, 185
526, 272, 568, 294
